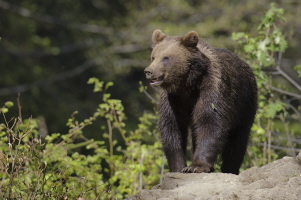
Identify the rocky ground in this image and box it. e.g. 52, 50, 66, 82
128, 152, 301, 200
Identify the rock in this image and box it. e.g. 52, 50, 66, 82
128, 156, 301, 200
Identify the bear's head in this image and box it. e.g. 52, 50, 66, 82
144, 29, 201, 92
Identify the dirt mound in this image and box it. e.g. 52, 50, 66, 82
128, 153, 301, 200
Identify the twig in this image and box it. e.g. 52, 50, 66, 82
284, 122, 296, 157
271, 131, 301, 144
273, 51, 301, 92
247, 148, 258, 166
142, 89, 159, 104
111, 109, 127, 143
160, 156, 165, 184
139, 152, 144, 191
17, 93, 22, 123
286, 103, 301, 124
266, 119, 272, 163
271, 86, 301, 99
274, 69, 301, 92
68, 140, 95, 150
257, 143, 300, 153
106, 119, 114, 177
276, 51, 283, 71
263, 140, 266, 165
2, 113, 18, 133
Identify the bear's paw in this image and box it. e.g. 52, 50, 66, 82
181, 162, 211, 173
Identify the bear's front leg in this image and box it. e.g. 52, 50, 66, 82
158, 95, 188, 172
162, 145, 187, 172
181, 131, 223, 173
182, 113, 226, 173
159, 112, 188, 172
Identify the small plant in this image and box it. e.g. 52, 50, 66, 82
0, 78, 163, 199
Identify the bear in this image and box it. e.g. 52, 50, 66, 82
144, 29, 257, 175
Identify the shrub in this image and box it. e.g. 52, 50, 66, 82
0, 78, 163, 199
233, 3, 301, 168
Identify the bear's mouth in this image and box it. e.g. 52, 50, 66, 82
150, 75, 164, 87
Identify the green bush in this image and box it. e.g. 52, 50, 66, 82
233, 3, 301, 168
0, 78, 163, 199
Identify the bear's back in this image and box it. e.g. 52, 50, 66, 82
196, 40, 257, 125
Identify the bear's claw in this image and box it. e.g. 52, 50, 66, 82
181, 163, 211, 173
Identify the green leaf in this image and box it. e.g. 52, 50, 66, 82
4, 101, 14, 107
231, 32, 246, 41
243, 43, 255, 53
294, 64, 301, 78
105, 82, 114, 89
0, 108, 8, 113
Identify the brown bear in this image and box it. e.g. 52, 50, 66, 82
144, 30, 257, 175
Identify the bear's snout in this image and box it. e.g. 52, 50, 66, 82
144, 66, 165, 87
144, 67, 154, 79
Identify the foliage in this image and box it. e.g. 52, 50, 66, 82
232, 3, 301, 168
0, 78, 162, 199
295, 64, 301, 78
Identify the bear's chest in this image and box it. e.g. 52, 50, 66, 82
167, 93, 198, 119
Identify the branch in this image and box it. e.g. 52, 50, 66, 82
68, 140, 95, 150
284, 122, 296, 157
142, 89, 159, 104
274, 68, 301, 92
258, 143, 300, 153
271, 132, 301, 145
286, 103, 301, 124
272, 51, 301, 92
17, 93, 22, 123
271, 86, 301, 99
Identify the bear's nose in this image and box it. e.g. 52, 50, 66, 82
144, 67, 153, 77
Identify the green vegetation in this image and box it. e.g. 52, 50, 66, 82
0, 78, 162, 199
233, 3, 301, 167
0, 2, 301, 199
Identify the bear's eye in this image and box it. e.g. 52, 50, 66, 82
162, 56, 169, 62
151, 57, 155, 62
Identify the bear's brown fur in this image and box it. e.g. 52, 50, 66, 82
144, 30, 257, 174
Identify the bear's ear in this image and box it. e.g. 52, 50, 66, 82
152, 29, 167, 46
181, 31, 199, 47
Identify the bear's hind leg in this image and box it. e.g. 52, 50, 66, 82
221, 127, 250, 175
